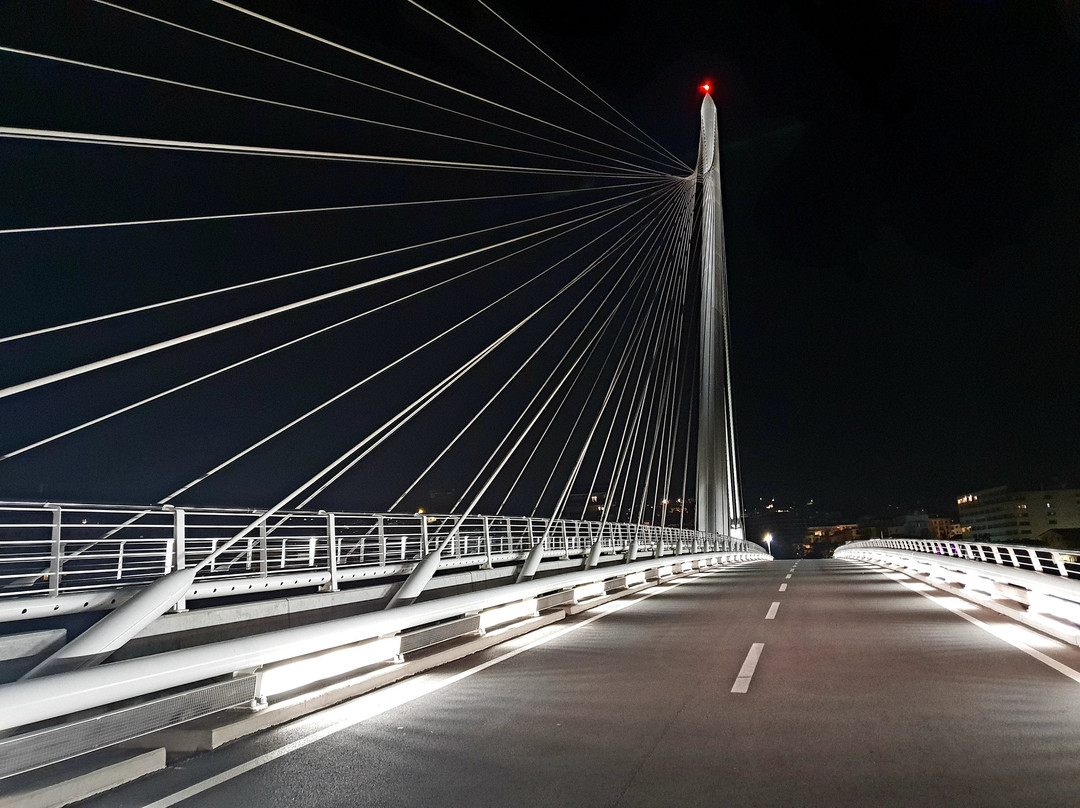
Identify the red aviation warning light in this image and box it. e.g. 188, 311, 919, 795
700, 82, 711, 94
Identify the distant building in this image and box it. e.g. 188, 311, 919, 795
957, 486, 1080, 543
889, 511, 932, 539
564, 492, 609, 522
1040, 528, 1080, 550
805, 523, 874, 557
928, 516, 958, 539
746, 506, 808, 558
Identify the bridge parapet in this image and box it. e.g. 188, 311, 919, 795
0, 548, 768, 779
836, 539, 1080, 645
0, 500, 762, 621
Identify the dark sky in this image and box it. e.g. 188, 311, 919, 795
0, 0, 1077, 520
520, 0, 1080, 515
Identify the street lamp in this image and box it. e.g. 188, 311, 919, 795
763, 533, 773, 556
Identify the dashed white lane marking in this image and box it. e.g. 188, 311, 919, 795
778, 583, 788, 592
731, 643, 765, 693
784, 574, 792, 579
765, 602, 780, 620
142, 575, 704, 807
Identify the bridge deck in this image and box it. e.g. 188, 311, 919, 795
82, 559, 1080, 807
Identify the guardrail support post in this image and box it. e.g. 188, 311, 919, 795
259, 521, 269, 578
625, 537, 638, 563
516, 542, 546, 583
47, 506, 62, 598
21, 565, 199, 679
379, 516, 387, 565
386, 534, 451, 609
584, 539, 602, 570
482, 516, 492, 569
322, 511, 339, 593
172, 508, 187, 613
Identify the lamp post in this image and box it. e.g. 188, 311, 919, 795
764, 533, 773, 557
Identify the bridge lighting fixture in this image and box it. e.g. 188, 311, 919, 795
573, 582, 606, 602
478, 598, 538, 631
625, 572, 647, 587
258, 636, 402, 698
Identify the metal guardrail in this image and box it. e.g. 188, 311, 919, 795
835, 538, 1080, 580
0, 500, 754, 620
0, 550, 767, 737
835, 539, 1080, 642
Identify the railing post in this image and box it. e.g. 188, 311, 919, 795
1028, 549, 1043, 573
48, 506, 62, 598
419, 515, 428, 557
173, 508, 187, 612
1051, 550, 1068, 577
482, 516, 492, 569
259, 521, 269, 578
379, 515, 387, 566
323, 511, 339, 592
560, 520, 569, 560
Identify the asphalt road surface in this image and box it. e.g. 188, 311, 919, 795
81, 559, 1080, 807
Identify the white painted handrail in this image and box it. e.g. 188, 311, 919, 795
0, 500, 755, 618
836, 541, 1080, 642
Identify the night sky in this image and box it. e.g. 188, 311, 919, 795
1, 0, 1078, 520
524, 0, 1080, 515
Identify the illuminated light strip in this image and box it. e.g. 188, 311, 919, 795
657, 566, 673, 578
477, 599, 537, 631
878, 567, 1080, 685
573, 582, 606, 602
141, 573, 700, 808
625, 572, 647, 587
259, 637, 401, 698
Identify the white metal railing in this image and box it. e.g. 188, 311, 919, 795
0, 549, 767, 735
0, 500, 761, 613
836, 538, 1080, 580
836, 539, 1080, 646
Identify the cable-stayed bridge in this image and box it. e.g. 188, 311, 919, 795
2, 4, 1080, 806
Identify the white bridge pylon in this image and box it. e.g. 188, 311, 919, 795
694, 92, 744, 540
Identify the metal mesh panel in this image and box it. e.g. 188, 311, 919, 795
399, 615, 482, 655
0, 675, 257, 780
536, 590, 574, 611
